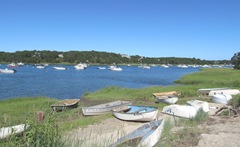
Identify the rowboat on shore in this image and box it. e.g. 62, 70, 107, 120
211, 94, 232, 104
152, 91, 181, 97
208, 89, 240, 96
51, 99, 80, 112
186, 100, 209, 112
197, 87, 240, 96
82, 100, 132, 116
109, 119, 164, 147
156, 95, 179, 104
0, 124, 29, 139
112, 105, 158, 122
152, 91, 180, 104
162, 104, 198, 118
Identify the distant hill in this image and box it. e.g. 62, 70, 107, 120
0, 50, 231, 65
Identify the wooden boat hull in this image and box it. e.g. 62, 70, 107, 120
162, 104, 198, 118
51, 99, 80, 111
112, 105, 158, 122
109, 119, 164, 147
82, 100, 132, 116
0, 124, 29, 139
152, 91, 180, 97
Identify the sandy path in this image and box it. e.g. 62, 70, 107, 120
65, 117, 144, 146
197, 116, 240, 147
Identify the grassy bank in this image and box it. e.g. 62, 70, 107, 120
1, 68, 240, 146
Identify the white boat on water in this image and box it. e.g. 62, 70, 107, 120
108, 66, 122, 71
162, 104, 198, 118
97, 67, 106, 70
0, 68, 16, 74
112, 105, 158, 122
74, 63, 87, 70
53, 66, 66, 70
109, 119, 164, 147
186, 100, 209, 112
211, 94, 232, 104
0, 124, 29, 139
36, 65, 45, 69
82, 100, 132, 116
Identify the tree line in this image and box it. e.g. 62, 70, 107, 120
0, 50, 232, 65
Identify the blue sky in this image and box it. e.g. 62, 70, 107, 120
0, 0, 239, 60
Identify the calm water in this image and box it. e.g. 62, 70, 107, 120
0, 64, 201, 100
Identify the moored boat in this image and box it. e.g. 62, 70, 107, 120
53, 66, 66, 70
74, 63, 87, 70
7, 63, 19, 68
0, 68, 16, 74
51, 99, 80, 111
82, 100, 132, 116
112, 105, 158, 122
109, 119, 164, 147
108, 66, 122, 71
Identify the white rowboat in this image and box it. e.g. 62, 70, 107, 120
112, 105, 158, 122
0, 124, 29, 139
109, 119, 164, 147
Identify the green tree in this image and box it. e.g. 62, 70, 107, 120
231, 52, 240, 69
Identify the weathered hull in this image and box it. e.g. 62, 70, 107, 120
186, 100, 209, 112
211, 94, 232, 104
109, 119, 164, 147
162, 104, 198, 118
0, 124, 29, 139
51, 99, 80, 111
209, 89, 240, 96
82, 100, 132, 116
157, 96, 178, 104
112, 105, 158, 122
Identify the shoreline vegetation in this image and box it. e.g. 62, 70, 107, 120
0, 50, 231, 65
1, 68, 240, 146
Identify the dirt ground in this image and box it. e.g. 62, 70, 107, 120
65, 103, 240, 147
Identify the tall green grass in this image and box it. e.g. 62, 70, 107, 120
175, 68, 240, 88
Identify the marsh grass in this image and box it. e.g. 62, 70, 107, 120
175, 68, 240, 87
